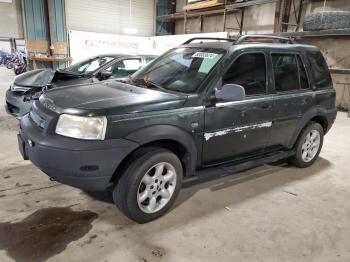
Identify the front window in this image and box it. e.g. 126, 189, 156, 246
65, 56, 115, 75
222, 53, 267, 96
131, 48, 226, 93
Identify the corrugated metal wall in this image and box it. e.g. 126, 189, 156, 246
65, 0, 155, 36
24, 0, 49, 40
50, 0, 67, 42
0, 0, 24, 38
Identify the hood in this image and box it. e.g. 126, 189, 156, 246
40, 81, 187, 115
14, 69, 55, 88
14, 68, 86, 89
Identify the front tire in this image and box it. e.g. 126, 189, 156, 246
290, 122, 324, 168
113, 147, 183, 223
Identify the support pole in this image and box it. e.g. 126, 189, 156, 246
223, 0, 227, 31
274, 0, 282, 33
295, 0, 303, 31
240, 8, 245, 35
184, 10, 187, 34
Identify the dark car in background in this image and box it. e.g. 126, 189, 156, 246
5, 54, 157, 118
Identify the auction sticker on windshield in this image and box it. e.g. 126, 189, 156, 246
192, 52, 218, 59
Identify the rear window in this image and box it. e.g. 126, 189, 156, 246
307, 51, 332, 89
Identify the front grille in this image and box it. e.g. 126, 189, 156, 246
28, 100, 59, 133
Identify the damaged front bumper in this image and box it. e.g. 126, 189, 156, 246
5, 89, 33, 119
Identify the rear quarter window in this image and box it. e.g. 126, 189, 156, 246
307, 51, 332, 89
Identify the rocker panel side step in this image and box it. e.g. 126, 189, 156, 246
183, 150, 294, 187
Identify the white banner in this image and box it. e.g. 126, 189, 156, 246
68, 30, 228, 63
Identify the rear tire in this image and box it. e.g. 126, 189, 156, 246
289, 122, 324, 168
113, 147, 183, 223
303, 11, 350, 31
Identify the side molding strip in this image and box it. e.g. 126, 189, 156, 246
204, 121, 272, 141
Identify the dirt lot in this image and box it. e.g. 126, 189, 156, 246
0, 66, 350, 262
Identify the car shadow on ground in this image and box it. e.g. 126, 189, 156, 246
81, 157, 332, 260
84, 156, 332, 221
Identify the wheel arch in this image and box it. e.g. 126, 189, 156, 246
110, 125, 198, 184
289, 108, 330, 148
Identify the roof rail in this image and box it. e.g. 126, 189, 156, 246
182, 37, 234, 45
235, 35, 294, 44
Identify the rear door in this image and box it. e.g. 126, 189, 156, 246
268, 52, 313, 148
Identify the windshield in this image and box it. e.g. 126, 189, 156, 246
64, 56, 115, 75
131, 47, 226, 93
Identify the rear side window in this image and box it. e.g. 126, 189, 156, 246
223, 53, 266, 96
307, 51, 332, 89
272, 54, 309, 92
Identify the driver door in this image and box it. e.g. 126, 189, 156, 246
202, 52, 273, 165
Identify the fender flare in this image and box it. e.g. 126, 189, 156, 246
125, 125, 198, 176
288, 106, 331, 148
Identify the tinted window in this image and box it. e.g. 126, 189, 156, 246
132, 48, 225, 93
308, 51, 332, 89
223, 53, 266, 96
65, 56, 115, 75
272, 54, 300, 92
106, 58, 142, 78
297, 56, 309, 89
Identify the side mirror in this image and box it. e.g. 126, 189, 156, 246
215, 84, 245, 102
97, 70, 112, 81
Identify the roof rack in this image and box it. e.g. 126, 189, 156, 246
235, 35, 294, 44
182, 37, 234, 45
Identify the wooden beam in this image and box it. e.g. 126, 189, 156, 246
26, 40, 49, 53
157, 0, 275, 21
158, 8, 238, 21
184, 0, 224, 11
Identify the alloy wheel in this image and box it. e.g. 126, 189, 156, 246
137, 162, 177, 214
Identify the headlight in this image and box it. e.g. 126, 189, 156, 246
55, 114, 107, 140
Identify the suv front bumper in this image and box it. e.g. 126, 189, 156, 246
18, 114, 139, 191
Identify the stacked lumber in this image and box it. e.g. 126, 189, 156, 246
184, 0, 225, 11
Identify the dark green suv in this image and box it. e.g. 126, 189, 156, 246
18, 35, 337, 223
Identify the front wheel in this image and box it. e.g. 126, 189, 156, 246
290, 122, 324, 168
113, 147, 183, 223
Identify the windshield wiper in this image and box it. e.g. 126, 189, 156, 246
146, 80, 164, 90
131, 77, 163, 90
